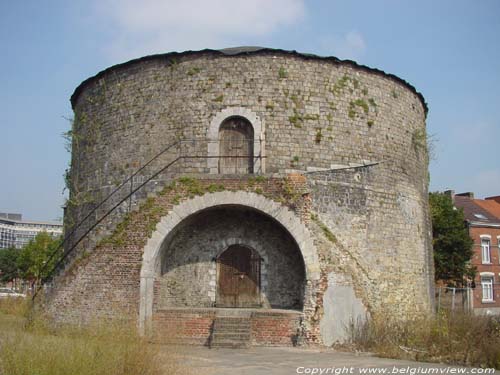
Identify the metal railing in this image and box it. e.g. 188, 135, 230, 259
33, 138, 264, 300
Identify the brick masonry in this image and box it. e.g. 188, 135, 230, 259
46, 48, 434, 347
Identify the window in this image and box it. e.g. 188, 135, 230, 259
481, 275, 494, 302
481, 237, 491, 264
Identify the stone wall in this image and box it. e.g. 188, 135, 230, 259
154, 207, 305, 309
65, 49, 428, 257
47, 48, 434, 347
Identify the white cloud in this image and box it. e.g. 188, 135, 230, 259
319, 31, 367, 61
93, 0, 305, 61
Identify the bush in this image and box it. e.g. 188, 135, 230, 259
349, 311, 500, 368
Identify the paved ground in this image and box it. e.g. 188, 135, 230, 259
180, 346, 498, 375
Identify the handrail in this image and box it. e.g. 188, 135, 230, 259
33, 138, 265, 300
33, 156, 183, 300
35, 141, 182, 285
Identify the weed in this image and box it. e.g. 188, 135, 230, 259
0, 306, 188, 375
187, 67, 201, 76
315, 128, 323, 144
353, 99, 369, 114
278, 66, 288, 79
349, 311, 500, 369
311, 213, 337, 243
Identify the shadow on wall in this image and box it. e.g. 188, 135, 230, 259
156, 206, 306, 310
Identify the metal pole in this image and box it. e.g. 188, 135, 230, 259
128, 177, 133, 212
437, 287, 442, 312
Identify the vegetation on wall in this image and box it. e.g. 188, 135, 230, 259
310, 214, 337, 243
278, 66, 288, 79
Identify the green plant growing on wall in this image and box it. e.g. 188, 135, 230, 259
207, 184, 225, 193
353, 99, 369, 114
214, 94, 223, 102
278, 66, 288, 79
315, 128, 323, 144
330, 75, 350, 96
168, 58, 179, 70
304, 114, 319, 121
289, 110, 303, 128
310, 214, 337, 243
187, 67, 201, 76
412, 128, 436, 161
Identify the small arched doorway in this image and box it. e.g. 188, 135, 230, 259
216, 245, 261, 307
218, 117, 254, 174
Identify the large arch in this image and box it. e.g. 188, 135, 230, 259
207, 107, 265, 174
139, 191, 320, 333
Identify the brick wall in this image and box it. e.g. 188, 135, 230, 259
469, 226, 500, 309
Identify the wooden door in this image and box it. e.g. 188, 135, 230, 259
216, 245, 261, 307
219, 117, 254, 174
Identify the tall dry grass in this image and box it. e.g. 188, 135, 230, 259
349, 310, 500, 368
0, 298, 189, 375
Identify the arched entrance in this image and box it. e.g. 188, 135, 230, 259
139, 191, 320, 334
216, 245, 261, 307
218, 116, 254, 174
207, 107, 265, 174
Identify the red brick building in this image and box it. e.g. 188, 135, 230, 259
451, 192, 500, 314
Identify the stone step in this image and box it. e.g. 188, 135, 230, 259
210, 340, 251, 349
210, 316, 252, 349
213, 322, 251, 330
212, 332, 251, 341
213, 317, 251, 325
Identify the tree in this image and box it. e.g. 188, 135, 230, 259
429, 192, 474, 286
0, 247, 20, 284
17, 232, 62, 287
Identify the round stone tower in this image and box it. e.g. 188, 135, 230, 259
47, 47, 433, 347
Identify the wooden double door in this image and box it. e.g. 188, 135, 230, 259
216, 245, 261, 307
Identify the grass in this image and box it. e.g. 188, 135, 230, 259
348, 310, 500, 368
0, 298, 193, 375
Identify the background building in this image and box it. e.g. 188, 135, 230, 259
451, 192, 500, 315
0, 213, 63, 249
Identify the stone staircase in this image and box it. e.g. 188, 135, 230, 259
210, 316, 252, 349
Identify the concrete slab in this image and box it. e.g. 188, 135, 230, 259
177, 346, 499, 375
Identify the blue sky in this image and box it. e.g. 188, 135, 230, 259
1, 0, 499, 221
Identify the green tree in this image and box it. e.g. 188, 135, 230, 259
429, 192, 475, 286
0, 247, 20, 283
17, 232, 62, 287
